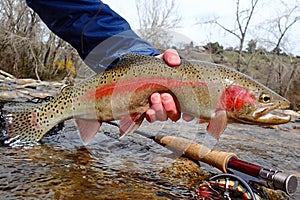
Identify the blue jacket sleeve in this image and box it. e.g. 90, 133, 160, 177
26, 0, 160, 72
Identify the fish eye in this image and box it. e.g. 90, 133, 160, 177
259, 93, 271, 103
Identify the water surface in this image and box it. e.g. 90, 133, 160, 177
0, 118, 299, 199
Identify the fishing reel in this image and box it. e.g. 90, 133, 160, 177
198, 173, 269, 200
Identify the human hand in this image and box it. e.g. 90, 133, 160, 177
146, 49, 194, 122
155, 48, 181, 67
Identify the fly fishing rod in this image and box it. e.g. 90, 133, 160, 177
106, 121, 298, 197
153, 134, 298, 196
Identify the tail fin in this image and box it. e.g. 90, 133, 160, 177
2, 102, 48, 146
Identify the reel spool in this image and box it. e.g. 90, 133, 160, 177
198, 174, 269, 200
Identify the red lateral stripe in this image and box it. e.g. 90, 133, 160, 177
84, 77, 207, 99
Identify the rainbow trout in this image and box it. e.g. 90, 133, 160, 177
3, 53, 291, 145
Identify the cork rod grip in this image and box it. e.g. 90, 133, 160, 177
154, 135, 237, 173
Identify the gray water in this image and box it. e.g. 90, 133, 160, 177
0, 118, 299, 199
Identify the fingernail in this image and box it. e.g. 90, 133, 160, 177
167, 54, 181, 66
151, 93, 161, 103
161, 93, 171, 102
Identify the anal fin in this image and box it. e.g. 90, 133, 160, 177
75, 119, 102, 145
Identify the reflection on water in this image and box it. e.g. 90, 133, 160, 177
0, 119, 299, 199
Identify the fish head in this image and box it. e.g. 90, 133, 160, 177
220, 85, 291, 125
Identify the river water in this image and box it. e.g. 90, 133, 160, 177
0, 116, 299, 199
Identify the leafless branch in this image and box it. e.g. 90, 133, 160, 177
0, 0, 82, 80
135, 0, 182, 49
196, 0, 259, 71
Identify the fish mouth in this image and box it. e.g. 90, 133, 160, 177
252, 103, 291, 125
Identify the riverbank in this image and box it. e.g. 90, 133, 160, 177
0, 69, 65, 102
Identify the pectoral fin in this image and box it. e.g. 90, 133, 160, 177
119, 113, 145, 138
75, 119, 102, 145
206, 110, 227, 140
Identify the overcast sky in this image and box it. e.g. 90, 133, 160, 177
103, 0, 300, 55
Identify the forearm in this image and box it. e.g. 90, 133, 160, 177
26, 0, 159, 72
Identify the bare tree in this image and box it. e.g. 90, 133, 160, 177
135, 0, 182, 49
266, 1, 300, 54
283, 62, 299, 97
0, 0, 81, 80
198, 0, 259, 71
0, 1, 40, 78
257, 1, 300, 96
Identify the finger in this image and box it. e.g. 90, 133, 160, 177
182, 113, 195, 122
161, 93, 180, 122
155, 49, 181, 67
146, 108, 156, 123
155, 53, 164, 59
163, 49, 181, 67
150, 93, 167, 121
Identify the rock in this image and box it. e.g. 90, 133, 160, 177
0, 91, 20, 101
161, 157, 209, 180
16, 78, 38, 85
0, 70, 64, 103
